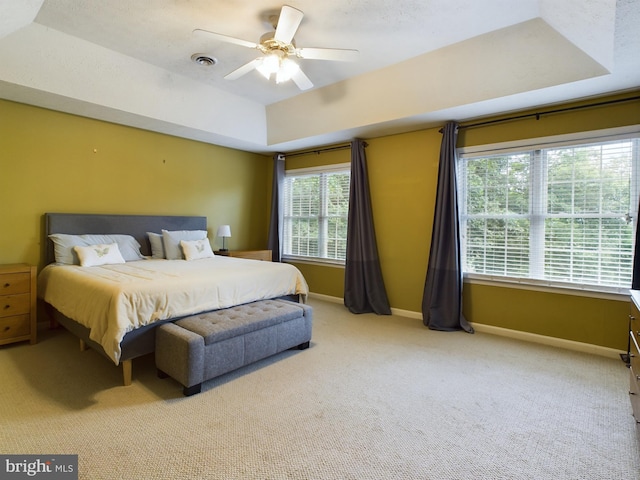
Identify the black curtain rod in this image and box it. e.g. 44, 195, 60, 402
441, 95, 640, 132
285, 142, 356, 158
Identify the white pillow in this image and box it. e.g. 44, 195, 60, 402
162, 229, 207, 260
74, 243, 126, 267
180, 239, 215, 261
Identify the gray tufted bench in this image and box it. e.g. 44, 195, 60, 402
155, 299, 313, 396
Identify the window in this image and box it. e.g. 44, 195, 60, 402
282, 164, 351, 264
458, 130, 640, 293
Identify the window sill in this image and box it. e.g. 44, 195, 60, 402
282, 255, 345, 268
463, 273, 629, 301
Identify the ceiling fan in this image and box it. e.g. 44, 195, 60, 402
193, 5, 359, 91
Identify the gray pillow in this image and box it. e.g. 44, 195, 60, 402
161, 229, 207, 260
147, 232, 165, 259
49, 233, 145, 264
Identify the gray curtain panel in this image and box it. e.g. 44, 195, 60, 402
422, 122, 474, 333
267, 153, 285, 262
344, 139, 391, 315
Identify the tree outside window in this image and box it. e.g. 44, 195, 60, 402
458, 137, 639, 292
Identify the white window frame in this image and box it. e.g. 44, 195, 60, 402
457, 126, 640, 297
282, 163, 351, 266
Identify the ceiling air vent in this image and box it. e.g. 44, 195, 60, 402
191, 54, 217, 66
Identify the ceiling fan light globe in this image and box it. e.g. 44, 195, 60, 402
263, 54, 280, 74
276, 58, 299, 84
256, 62, 271, 79
256, 54, 279, 79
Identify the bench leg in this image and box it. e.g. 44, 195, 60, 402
158, 368, 199, 396
183, 383, 202, 396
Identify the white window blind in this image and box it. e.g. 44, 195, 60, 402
458, 133, 640, 292
282, 164, 350, 263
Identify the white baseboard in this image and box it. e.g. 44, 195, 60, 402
390, 307, 421, 319
307, 292, 624, 360
469, 323, 624, 360
308, 292, 343, 304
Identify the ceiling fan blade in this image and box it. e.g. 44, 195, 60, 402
291, 68, 313, 91
296, 47, 359, 62
274, 5, 304, 44
193, 28, 258, 49
224, 58, 262, 80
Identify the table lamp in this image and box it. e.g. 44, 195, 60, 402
217, 225, 231, 252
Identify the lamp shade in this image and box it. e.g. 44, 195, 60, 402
216, 225, 231, 238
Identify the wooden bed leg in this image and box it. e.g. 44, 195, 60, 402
79, 339, 88, 351
122, 360, 132, 386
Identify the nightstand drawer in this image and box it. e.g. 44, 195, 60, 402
0, 272, 30, 295
0, 314, 30, 341
0, 293, 31, 318
0, 264, 36, 345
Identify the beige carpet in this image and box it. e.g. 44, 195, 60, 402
1, 298, 639, 479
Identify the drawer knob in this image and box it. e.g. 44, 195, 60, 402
3, 304, 9, 310
2, 326, 8, 332
3, 283, 9, 288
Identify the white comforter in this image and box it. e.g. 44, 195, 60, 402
38, 257, 309, 364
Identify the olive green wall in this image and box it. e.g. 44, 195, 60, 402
0, 99, 270, 272
288, 91, 640, 351
464, 284, 625, 349
3, 92, 639, 351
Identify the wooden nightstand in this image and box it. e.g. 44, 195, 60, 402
0, 263, 37, 346
215, 250, 272, 261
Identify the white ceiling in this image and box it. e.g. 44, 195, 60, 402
0, 0, 638, 154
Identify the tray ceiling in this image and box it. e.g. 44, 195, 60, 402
0, 0, 638, 153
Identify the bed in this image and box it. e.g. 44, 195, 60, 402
38, 213, 308, 386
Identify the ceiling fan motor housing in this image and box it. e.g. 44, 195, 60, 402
259, 32, 296, 56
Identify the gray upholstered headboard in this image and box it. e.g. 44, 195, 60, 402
44, 213, 207, 264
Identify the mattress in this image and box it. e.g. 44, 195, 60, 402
38, 256, 309, 364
